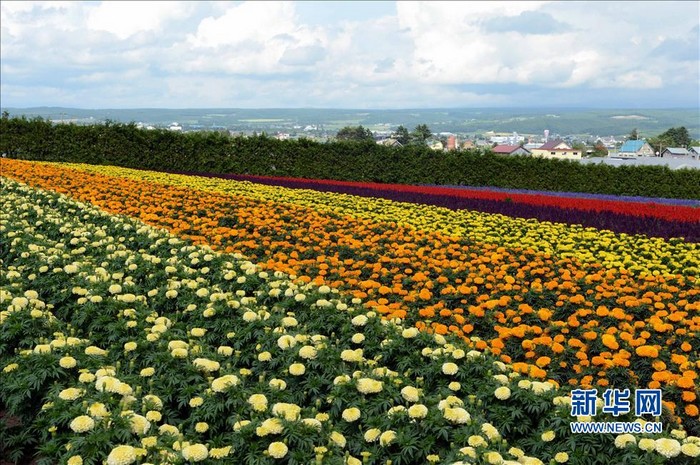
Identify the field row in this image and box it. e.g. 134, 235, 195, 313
1, 161, 698, 437
8, 178, 700, 464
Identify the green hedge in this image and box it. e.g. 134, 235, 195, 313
2, 116, 699, 199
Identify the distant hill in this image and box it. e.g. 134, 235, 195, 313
2, 107, 698, 139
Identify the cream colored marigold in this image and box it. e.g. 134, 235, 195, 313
59, 388, 83, 401
341, 348, 363, 362
408, 404, 428, 419
193, 357, 220, 372
638, 438, 656, 452
342, 407, 361, 422
195, 422, 209, 433
401, 386, 420, 402
211, 374, 240, 392
289, 363, 306, 376
129, 414, 151, 435
380, 430, 396, 446
268, 442, 288, 459
554, 452, 569, 463
69, 415, 95, 433
443, 407, 470, 424
442, 362, 459, 375
298, 345, 318, 360
189, 327, 206, 337
181, 443, 208, 462
59, 356, 77, 369
210, 446, 233, 459
364, 428, 381, 442
84, 346, 107, 356
483, 451, 503, 464
189, 396, 204, 408
67, 455, 83, 465
331, 431, 347, 447
248, 394, 268, 412
106, 445, 137, 465
655, 438, 681, 458
87, 402, 109, 418
272, 402, 301, 421
356, 378, 383, 394
681, 443, 700, 457
614, 434, 636, 448
494, 386, 511, 400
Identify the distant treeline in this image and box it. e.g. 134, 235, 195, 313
2, 116, 699, 199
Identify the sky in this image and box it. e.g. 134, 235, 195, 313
1, 1, 698, 109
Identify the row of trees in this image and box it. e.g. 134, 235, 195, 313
2, 115, 699, 199
336, 124, 433, 145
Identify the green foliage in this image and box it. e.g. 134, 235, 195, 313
335, 125, 374, 142
648, 126, 692, 153
1, 117, 699, 199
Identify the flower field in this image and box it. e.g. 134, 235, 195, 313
1, 159, 699, 464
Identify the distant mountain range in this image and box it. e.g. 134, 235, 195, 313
2, 107, 698, 139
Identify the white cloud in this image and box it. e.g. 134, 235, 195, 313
0, 1, 697, 108
87, 1, 194, 39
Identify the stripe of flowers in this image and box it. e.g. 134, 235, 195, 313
163, 170, 699, 223
166, 171, 699, 242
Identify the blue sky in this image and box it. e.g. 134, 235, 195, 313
1, 1, 698, 109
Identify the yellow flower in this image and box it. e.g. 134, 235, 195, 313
189, 397, 204, 408
59, 356, 77, 369
190, 327, 206, 337
211, 374, 240, 392
3, 363, 19, 373
427, 455, 440, 463
59, 388, 83, 401
483, 451, 503, 464
141, 436, 157, 448
554, 452, 569, 463
145, 410, 161, 422
541, 430, 556, 442
277, 335, 296, 350
494, 386, 511, 400
193, 358, 220, 372
34, 344, 51, 354
171, 348, 188, 358
181, 443, 209, 462
443, 407, 470, 424
258, 351, 272, 362
233, 420, 251, 431
356, 378, 383, 394
268, 442, 288, 459
195, 422, 209, 433
655, 438, 681, 458
67, 456, 83, 465
84, 346, 106, 356
468, 435, 486, 448
69, 415, 95, 433
272, 403, 301, 421
129, 414, 151, 435
330, 431, 347, 447
379, 430, 396, 446
140, 367, 155, 377
289, 363, 306, 376
269, 378, 287, 390
106, 445, 137, 465
217, 346, 234, 356
364, 428, 381, 442
78, 372, 96, 383
401, 386, 420, 402
248, 393, 268, 412
681, 443, 700, 457
159, 424, 179, 436
210, 446, 233, 459
442, 362, 459, 375
342, 407, 361, 422
298, 345, 318, 360
256, 418, 284, 436
614, 434, 636, 448
88, 402, 109, 418
123, 342, 137, 352
638, 438, 656, 452
351, 315, 368, 326
351, 333, 365, 344
408, 404, 428, 419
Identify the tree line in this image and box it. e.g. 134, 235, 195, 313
1, 114, 698, 199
